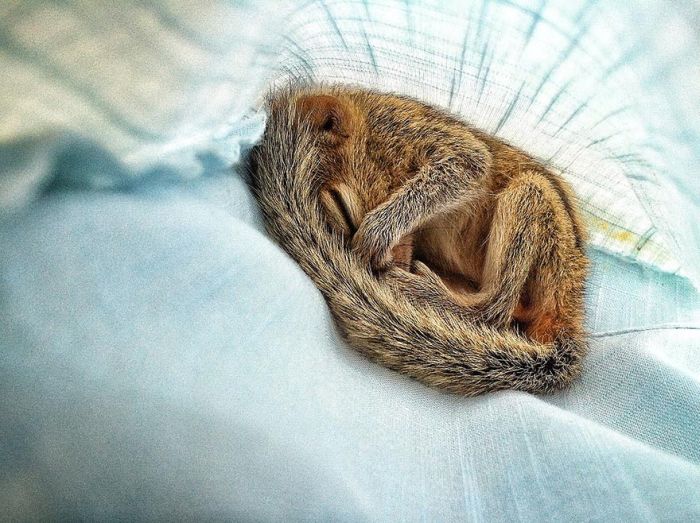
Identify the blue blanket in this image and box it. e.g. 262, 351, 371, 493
1, 1, 699, 520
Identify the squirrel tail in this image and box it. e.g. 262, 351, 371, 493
248, 90, 585, 395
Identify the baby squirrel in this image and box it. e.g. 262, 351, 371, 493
250, 83, 589, 395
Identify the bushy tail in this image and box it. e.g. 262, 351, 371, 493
248, 95, 584, 395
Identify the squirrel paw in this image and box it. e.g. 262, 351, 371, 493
351, 220, 394, 272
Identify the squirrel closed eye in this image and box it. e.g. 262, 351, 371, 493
320, 183, 361, 239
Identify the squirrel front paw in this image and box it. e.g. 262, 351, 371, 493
351, 218, 395, 272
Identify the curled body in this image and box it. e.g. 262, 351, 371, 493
249, 83, 589, 395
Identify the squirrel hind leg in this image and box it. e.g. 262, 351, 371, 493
477, 170, 586, 343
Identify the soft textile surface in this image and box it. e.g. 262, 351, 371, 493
0, 0, 275, 210
1, 0, 700, 521
2, 170, 700, 520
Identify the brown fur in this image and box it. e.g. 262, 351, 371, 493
248, 83, 589, 395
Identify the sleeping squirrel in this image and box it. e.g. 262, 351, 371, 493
249, 83, 589, 395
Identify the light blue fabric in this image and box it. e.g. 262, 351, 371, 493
1, 0, 700, 521
2, 168, 699, 520
0, 0, 275, 206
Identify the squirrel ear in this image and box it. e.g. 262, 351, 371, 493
296, 95, 348, 138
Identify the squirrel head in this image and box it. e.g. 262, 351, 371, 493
293, 89, 373, 241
